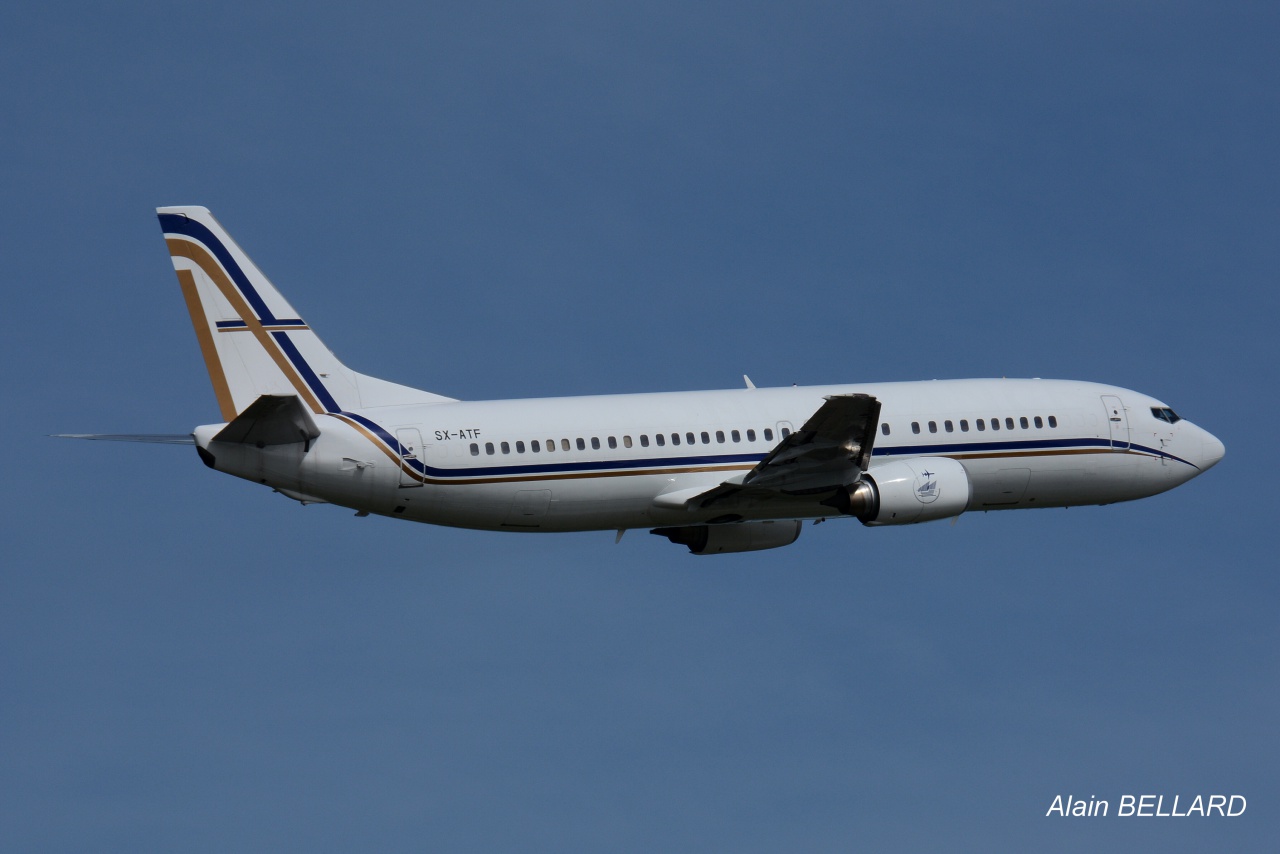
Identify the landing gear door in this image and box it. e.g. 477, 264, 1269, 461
395, 427, 426, 487
1100, 395, 1129, 450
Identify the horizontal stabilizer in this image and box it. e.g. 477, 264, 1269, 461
212, 394, 320, 446
51, 433, 195, 444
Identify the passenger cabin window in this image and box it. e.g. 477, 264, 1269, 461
640, 435, 650, 447
747, 429, 757, 442
764, 428, 774, 441
576, 438, 586, 451
485, 442, 495, 455
470, 442, 479, 456
731, 430, 740, 442
1005, 417, 1015, 430
655, 434, 665, 447
1033, 416, 1043, 429
501, 441, 510, 454
623, 436, 632, 449
1019, 417, 1029, 429
716, 430, 725, 443
686, 432, 696, 444
912, 422, 921, 434
928, 421, 937, 434
591, 437, 600, 450
516, 441, 525, 453
780, 427, 792, 438
1048, 416, 1058, 428
976, 419, 985, 431
991, 418, 1000, 431
671, 433, 681, 446
881, 423, 890, 436
561, 439, 570, 451
960, 420, 969, 432
944, 420, 954, 433
701, 431, 710, 444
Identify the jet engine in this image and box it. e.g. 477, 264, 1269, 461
826, 457, 971, 525
652, 520, 803, 555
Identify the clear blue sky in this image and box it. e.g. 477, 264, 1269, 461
3, 3, 1275, 851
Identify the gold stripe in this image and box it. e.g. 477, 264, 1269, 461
176, 269, 237, 422
432, 463, 756, 487
330, 414, 756, 486
433, 447, 1148, 488
947, 448, 1112, 461
949, 448, 1162, 463
333, 416, 419, 471
167, 238, 324, 414
335, 413, 1150, 491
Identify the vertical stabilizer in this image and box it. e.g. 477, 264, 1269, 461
158, 206, 452, 419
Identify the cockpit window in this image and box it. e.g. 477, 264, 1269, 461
1151, 407, 1182, 424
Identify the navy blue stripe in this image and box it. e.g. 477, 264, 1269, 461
384, 436, 1194, 481
272, 332, 340, 412
341, 412, 405, 455
874, 437, 1113, 456
161, 213, 343, 412
215, 318, 305, 329
873, 436, 1193, 468
1125, 442, 1196, 469
159, 214, 277, 322
335, 412, 1193, 480
157, 212, 1198, 477
425, 452, 764, 479
337, 412, 765, 478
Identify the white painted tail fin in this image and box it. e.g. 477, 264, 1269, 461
158, 206, 453, 420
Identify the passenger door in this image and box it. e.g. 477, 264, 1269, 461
1100, 395, 1129, 450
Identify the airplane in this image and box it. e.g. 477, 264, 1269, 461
58, 206, 1226, 554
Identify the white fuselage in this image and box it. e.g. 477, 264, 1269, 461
196, 378, 1224, 533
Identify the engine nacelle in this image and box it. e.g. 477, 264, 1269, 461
830, 457, 971, 526
652, 520, 803, 555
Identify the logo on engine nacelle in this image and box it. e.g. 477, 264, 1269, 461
915, 469, 939, 503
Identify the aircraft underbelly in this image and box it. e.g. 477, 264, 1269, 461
413, 476, 665, 532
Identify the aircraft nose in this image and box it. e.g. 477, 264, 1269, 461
1199, 429, 1225, 471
